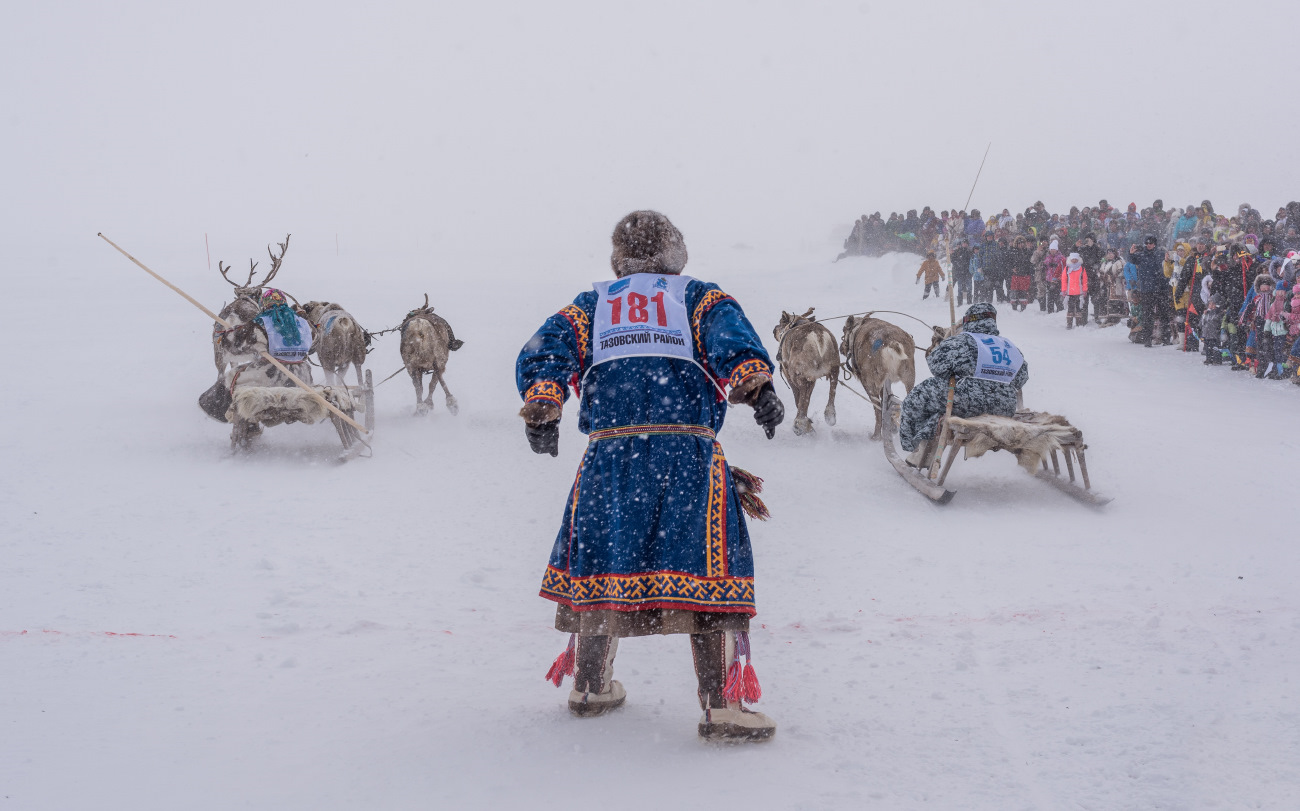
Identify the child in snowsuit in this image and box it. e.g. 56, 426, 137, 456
1200, 294, 1226, 365
916, 252, 946, 300
1061, 253, 1089, 329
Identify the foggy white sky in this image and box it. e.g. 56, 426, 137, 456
4, 1, 1298, 274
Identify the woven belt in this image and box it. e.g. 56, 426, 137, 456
588, 424, 716, 442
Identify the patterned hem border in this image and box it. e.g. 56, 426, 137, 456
541, 566, 755, 611
540, 591, 757, 616
524, 380, 566, 408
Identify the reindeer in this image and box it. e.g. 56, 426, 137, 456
840, 314, 921, 440
772, 308, 840, 436
212, 234, 292, 377
399, 294, 463, 415
300, 301, 368, 389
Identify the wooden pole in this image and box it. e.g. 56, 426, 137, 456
963, 143, 992, 212
98, 233, 370, 435
928, 376, 956, 480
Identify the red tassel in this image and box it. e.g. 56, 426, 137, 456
723, 661, 744, 703
544, 634, 576, 687
741, 662, 762, 703
731, 467, 771, 521
731, 467, 764, 495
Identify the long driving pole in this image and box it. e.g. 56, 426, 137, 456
948, 142, 993, 329
98, 233, 370, 435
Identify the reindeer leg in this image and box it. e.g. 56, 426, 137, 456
792, 379, 814, 436
868, 381, 885, 441
412, 369, 429, 415
436, 371, 459, 416
355, 361, 365, 390
824, 372, 838, 427
423, 370, 436, 410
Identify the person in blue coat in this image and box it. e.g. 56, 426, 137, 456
516, 211, 783, 741
1130, 235, 1173, 345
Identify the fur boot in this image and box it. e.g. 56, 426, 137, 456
690, 632, 775, 742
568, 635, 625, 717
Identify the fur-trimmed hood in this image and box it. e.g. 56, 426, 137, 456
961, 303, 1000, 336
610, 210, 688, 277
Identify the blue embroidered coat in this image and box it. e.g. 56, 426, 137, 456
516, 280, 773, 617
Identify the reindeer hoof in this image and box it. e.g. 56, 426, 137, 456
415, 402, 431, 416
824, 410, 837, 427
446, 398, 460, 416
792, 418, 815, 436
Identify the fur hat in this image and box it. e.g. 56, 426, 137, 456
610, 211, 688, 277
962, 303, 997, 324
1254, 273, 1274, 291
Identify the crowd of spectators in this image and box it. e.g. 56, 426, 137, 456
840, 199, 1300, 381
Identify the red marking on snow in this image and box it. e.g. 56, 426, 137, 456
3, 629, 176, 639
443, 631, 453, 635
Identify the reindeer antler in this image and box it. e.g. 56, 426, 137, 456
219, 260, 239, 287
260, 233, 291, 287
423, 293, 429, 310
799, 307, 816, 321
245, 259, 259, 287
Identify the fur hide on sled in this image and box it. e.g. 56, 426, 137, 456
225, 386, 355, 427
946, 412, 1082, 473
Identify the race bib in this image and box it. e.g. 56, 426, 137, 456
967, 333, 1024, 383
591, 275, 695, 365
260, 314, 313, 363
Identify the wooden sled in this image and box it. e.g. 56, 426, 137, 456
881, 384, 1110, 507
231, 369, 375, 461
880, 385, 955, 504
335, 369, 376, 461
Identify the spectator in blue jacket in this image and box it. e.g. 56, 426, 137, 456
1130, 235, 1173, 346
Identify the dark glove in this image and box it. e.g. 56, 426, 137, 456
751, 383, 784, 439
526, 421, 559, 457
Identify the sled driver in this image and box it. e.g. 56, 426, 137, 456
899, 303, 1030, 466
515, 210, 783, 742
216, 288, 316, 446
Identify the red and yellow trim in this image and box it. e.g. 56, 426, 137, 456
540, 566, 755, 613
691, 289, 734, 359
525, 380, 566, 408
705, 445, 728, 577
558, 304, 591, 370
728, 359, 771, 390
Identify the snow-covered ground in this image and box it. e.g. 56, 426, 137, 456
4, 243, 1298, 810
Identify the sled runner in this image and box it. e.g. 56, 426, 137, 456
880, 384, 1110, 506
230, 369, 375, 461
879, 385, 955, 504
